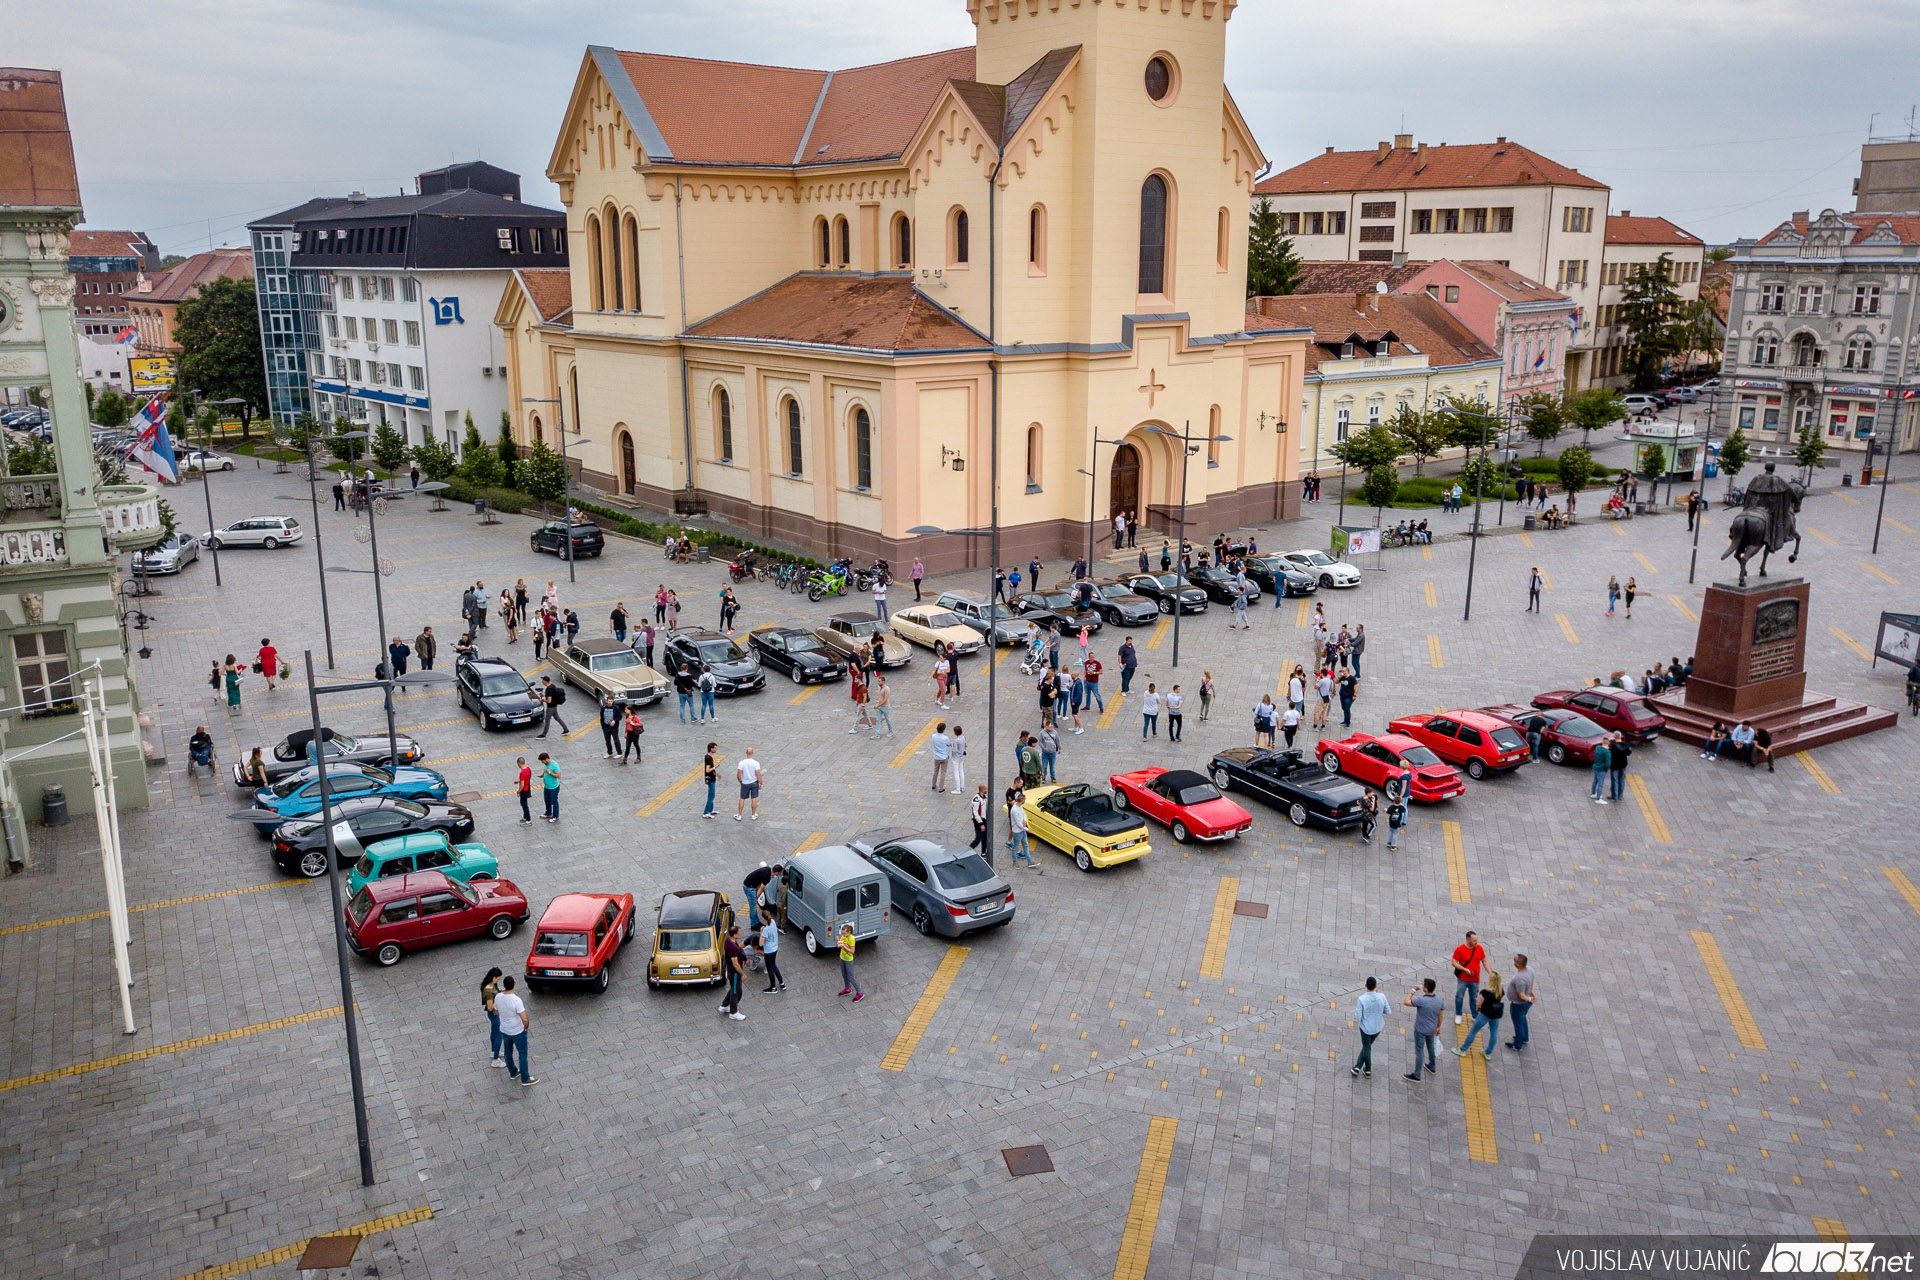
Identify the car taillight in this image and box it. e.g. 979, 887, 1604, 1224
1003, 890, 1015, 904
947, 904, 968, 916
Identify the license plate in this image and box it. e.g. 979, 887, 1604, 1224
670, 965, 696, 975
544, 969, 568, 977
972, 901, 992, 915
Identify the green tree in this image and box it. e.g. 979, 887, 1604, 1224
1327, 421, 1405, 473
1717, 426, 1749, 497
1437, 395, 1497, 451
1564, 387, 1625, 445
1791, 418, 1826, 480
1245, 199, 1302, 297
1617, 253, 1686, 391
1556, 444, 1596, 497
520, 438, 569, 503
410, 438, 459, 481
1638, 442, 1668, 480
461, 438, 504, 488
1388, 404, 1448, 476
1517, 392, 1565, 456
156, 498, 178, 541
93, 387, 130, 428
371, 423, 410, 472
328, 426, 365, 466
287, 413, 318, 456
460, 410, 484, 461
495, 411, 519, 487
1458, 452, 1497, 502
3, 434, 56, 477
1355, 464, 1400, 519
172, 276, 266, 429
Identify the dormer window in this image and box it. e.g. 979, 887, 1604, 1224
1341, 342, 1355, 358
1375, 340, 1390, 357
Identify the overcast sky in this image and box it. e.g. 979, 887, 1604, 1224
15, 0, 1919, 257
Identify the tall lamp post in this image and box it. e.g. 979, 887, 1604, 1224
1076, 429, 1123, 569
1461, 404, 1493, 622
908, 525, 1000, 860
520, 396, 576, 585
1687, 389, 1719, 584
1143, 422, 1232, 668
184, 388, 222, 586
1870, 390, 1905, 555
320, 427, 404, 761
275, 417, 338, 668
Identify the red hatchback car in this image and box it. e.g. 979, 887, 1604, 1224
1315, 732, 1466, 802
1481, 704, 1608, 766
1531, 688, 1666, 742
346, 871, 528, 967
1387, 711, 1532, 780
525, 892, 637, 993
1109, 767, 1252, 843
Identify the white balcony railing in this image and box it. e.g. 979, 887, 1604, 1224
98, 483, 165, 551
1, 523, 69, 567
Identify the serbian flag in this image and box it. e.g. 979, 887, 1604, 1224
129, 394, 180, 483
1533, 348, 1547, 371
113, 325, 136, 344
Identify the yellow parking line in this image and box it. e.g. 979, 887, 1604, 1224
1836, 492, 1861, 506
879, 945, 969, 1072
1633, 552, 1659, 574
1199, 877, 1239, 979
1669, 595, 1697, 621
1883, 866, 1920, 917
792, 832, 827, 856
2, 1007, 341, 1093
1795, 752, 1841, 793
1422, 581, 1437, 608
1829, 628, 1871, 662
1, 879, 307, 936
397, 717, 466, 734
262, 691, 436, 720
1146, 618, 1170, 650
1442, 821, 1470, 904
1457, 1020, 1500, 1163
1805, 527, 1835, 546
1626, 774, 1672, 843
889, 716, 941, 769
1421, 545, 1433, 562
1886, 518, 1914, 534
1861, 562, 1898, 585
563, 720, 598, 742
172, 1206, 433, 1280
1812, 1216, 1851, 1243
1611, 522, 1627, 538
1519, 532, 1534, 549
431, 743, 527, 767
994, 645, 1018, 669
1427, 635, 1443, 668
635, 756, 721, 817
788, 684, 823, 705
1294, 598, 1311, 628
1555, 614, 1578, 645
1097, 691, 1125, 731
1692, 930, 1767, 1050
1538, 568, 1554, 589
1112, 1116, 1178, 1280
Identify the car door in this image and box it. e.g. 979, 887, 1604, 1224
1586, 695, 1620, 727
457, 664, 479, 712
1026, 796, 1066, 849
1142, 776, 1179, 824
1243, 757, 1286, 805
1453, 723, 1487, 763
415, 889, 473, 944
1568, 691, 1606, 718
1420, 718, 1462, 763
889, 848, 932, 917
376, 896, 422, 948
759, 632, 788, 673
1356, 743, 1397, 785
414, 843, 456, 876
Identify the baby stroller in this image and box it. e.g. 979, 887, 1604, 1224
1018, 634, 1048, 677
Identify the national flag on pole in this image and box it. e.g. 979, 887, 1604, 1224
113, 325, 137, 344
129, 393, 180, 483
1533, 348, 1547, 371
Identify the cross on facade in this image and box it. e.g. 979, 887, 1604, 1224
1139, 368, 1166, 408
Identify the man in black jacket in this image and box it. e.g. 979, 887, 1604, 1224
535, 676, 570, 738
1607, 734, 1631, 803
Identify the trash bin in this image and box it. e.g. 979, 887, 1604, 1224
41, 784, 68, 827
474, 497, 488, 514
1523, 514, 1537, 531
1634, 502, 1647, 516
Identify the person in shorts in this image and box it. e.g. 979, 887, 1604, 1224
735, 747, 763, 821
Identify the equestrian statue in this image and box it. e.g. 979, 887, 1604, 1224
1721, 461, 1803, 586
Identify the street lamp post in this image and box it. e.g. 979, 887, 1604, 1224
185, 388, 222, 586
322, 428, 401, 761
1076, 429, 1123, 570
1871, 391, 1905, 554
908, 525, 1000, 861
279, 420, 337, 668
1143, 422, 1232, 668
520, 397, 576, 585
1462, 405, 1492, 622
1687, 390, 1719, 585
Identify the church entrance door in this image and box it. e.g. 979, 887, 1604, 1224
1110, 443, 1141, 524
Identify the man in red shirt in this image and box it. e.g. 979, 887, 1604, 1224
515, 756, 533, 825
1451, 929, 1486, 1026
1082, 654, 1105, 713
256, 638, 279, 692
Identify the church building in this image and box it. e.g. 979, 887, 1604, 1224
499, 0, 1307, 570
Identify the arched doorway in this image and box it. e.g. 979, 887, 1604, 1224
618, 430, 636, 495
1110, 443, 1142, 523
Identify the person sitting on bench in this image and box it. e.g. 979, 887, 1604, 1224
1701, 721, 1730, 759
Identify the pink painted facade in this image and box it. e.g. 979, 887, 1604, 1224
1401, 260, 1575, 405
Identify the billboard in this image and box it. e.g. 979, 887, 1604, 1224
1331, 526, 1380, 557
1875, 612, 1920, 668
129, 356, 176, 392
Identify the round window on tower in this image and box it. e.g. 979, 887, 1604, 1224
1144, 55, 1178, 105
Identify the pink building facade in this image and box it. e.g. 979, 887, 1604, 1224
1402, 260, 1574, 405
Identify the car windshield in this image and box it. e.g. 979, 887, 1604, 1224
1559, 718, 1604, 739
837, 618, 880, 637
932, 855, 996, 891
270, 771, 343, 798
1148, 574, 1186, 590
1041, 592, 1078, 608
659, 929, 713, 952
1400, 745, 1443, 766
347, 888, 374, 925
1490, 727, 1527, 751
1299, 552, 1334, 566
1627, 702, 1662, 722
918, 611, 963, 628
1173, 783, 1222, 806
534, 931, 591, 957
590, 649, 642, 671
352, 855, 378, 877
479, 673, 529, 697
391, 798, 428, 817
783, 633, 824, 653
694, 638, 749, 663
1098, 583, 1137, 599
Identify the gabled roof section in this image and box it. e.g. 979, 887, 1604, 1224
137, 247, 253, 304
69, 229, 150, 258
1755, 212, 1920, 248
801, 48, 978, 165
1296, 262, 1430, 294
1255, 138, 1606, 196
0, 68, 81, 209
1246, 291, 1498, 374
684, 273, 989, 355
945, 46, 1077, 148
1605, 214, 1702, 247
517, 268, 574, 324
1450, 260, 1569, 304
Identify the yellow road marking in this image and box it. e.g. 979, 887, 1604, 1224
1555, 614, 1578, 645
1886, 518, 1914, 534
563, 719, 598, 742
634, 755, 722, 817
788, 684, 823, 705
396, 717, 466, 734
1097, 691, 1125, 731
1519, 532, 1534, 549
1795, 752, 1841, 794
1421, 545, 1433, 562
1457, 1019, 1499, 1163
1294, 598, 1311, 628
1146, 618, 1171, 650
994, 645, 1018, 669
1113, 1116, 1179, 1280
262, 691, 437, 720
1805, 527, 1835, 545
1, 878, 307, 936
889, 716, 941, 769
1442, 821, 1470, 904
1829, 628, 1872, 662
1633, 552, 1659, 574
879, 945, 969, 1072
1611, 522, 1627, 537
1809, 1218, 1867, 1279
1426, 635, 1443, 668
1692, 930, 1767, 1050
1836, 492, 1861, 506
1538, 567, 1554, 589
1861, 562, 1899, 585
1199, 877, 1240, 979
430, 743, 527, 767
792, 832, 827, 856
3, 1007, 341, 1093
1884, 867, 1920, 917
172, 1206, 434, 1280
1903, 484, 1920, 496
1669, 595, 1697, 621
1421, 581, 1436, 608
1626, 774, 1672, 843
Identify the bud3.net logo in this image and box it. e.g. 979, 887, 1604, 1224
1762, 1241, 1908, 1273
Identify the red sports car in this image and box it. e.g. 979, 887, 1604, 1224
1108, 767, 1252, 843
1314, 732, 1465, 802
1386, 711, 1532, 780
1531, 688, 1666, 742
525, 892, 637, 993
345, 871, 528, 967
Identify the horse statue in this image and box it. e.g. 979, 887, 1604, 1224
1721, 462, 1803, 585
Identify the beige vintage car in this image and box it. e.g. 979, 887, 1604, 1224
888, 605, 985, 655
548, 638, 669, 707
813, 612, 914, 667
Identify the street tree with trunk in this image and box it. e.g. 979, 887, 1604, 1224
172, 276, 265, 434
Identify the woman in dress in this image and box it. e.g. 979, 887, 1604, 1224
223, 654, 243, 715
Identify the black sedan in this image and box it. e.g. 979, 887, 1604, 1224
847, 828, 1015, 938
746, 624, 846, 686
1243, 555, 1318, 598
1122, 572, 1209, 614
455, 655, 546, 730
1206, 747, 1367, 830
1187, 566, 1262, 605
1013, 588, 1104, 634
231, 727, 424, 790
530, 520, 605, 558
660, 629, 766, 695
268, 795, 476, 879
1070, 578, 1160, 626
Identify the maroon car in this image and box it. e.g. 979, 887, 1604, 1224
1531, 688, 1666, 742
346, 870, 528, 967
1481, 704, 1608, 766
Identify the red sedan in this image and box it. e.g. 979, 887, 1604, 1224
1109, 767, 1252, 843
1315, 732, 1465, 802
1386, 710, 1532, 780
1531, 688, 1666, 742
345, 871, 528, 967
1481, 704, 1608, 766
526, 892, 637, 993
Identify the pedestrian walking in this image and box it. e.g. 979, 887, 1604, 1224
1526, 567, 1544, 613
332, 480, 346, 510
871, 577, 888, 620
530, 614, 546, 658
539, 753, 561, 822
515, 757, 533, 824
1505, 954, 1536, 1052
1166, 685, 1185, 741
1231, 579, 1250, 630
674, 665, 697, 724
1067, 669, 1086, 733
598, 693, 621, 758
1007, 792, 1037, 867
1385, 781, 1407, 849
1607, 734, 1630, 802
950, 724, 968, 791
930, 722, 951, 792
837, 923, 864, 1001
697, 667, 717, 721
720, 924, 747, 1020
701, 743, 718, 817
1606, 575, 1620, 616
471, 582, 488, 630
1081, 653, 1105, 713
654, 584, 668, 625
760, 916, 786, 993
1117, 637, 1138, 694
564, 608, 581, 646
718, 588, 740, 633
849, 666, 873, 733
414, 625, 436, 671
1141, 683, 1161, 738
495, 976, 535, 1085
535, 676, 570, 738
1038, 724, 1060, 781
872, 674, 894, 736
910, 556, 924, 602
1313, 668, 1334, 729
1623, 576, 1636, 619
666, 590, 681, 629
620, 704, 644, 764
1351, 976, 1389, 1078
1402, 978, 1445, 1081
481, 967, 505, 1066
1199, 671, 1215, 722
735, 747, 762, 820
1450, 930, 1486, 1025
1590, 736, 1612, 803
1453, 977, 1505, 1060
610, 602, 629, 643
1280, 702, 1302, 749
969, 784, 989, 854
933, 648, 951, 708
223, 655, 243, 715
1337, 669, 1358, 728
1351, 624, 1366, 676
1254, 694, 1278, 747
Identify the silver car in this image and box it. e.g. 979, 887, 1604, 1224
130, 532, 200, 575
203, 516, 303, 549
846, 828, 1014, 938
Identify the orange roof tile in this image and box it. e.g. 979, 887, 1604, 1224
1450, 260, 1569, 305
69, 229, 148, 258
1255, 139, 1605, 196
1295, 262, 1430, 294
138, 247, 252, 303
0, 68, 81, 208
803, 48, 978, 164
1756, 213, 1920, 247
685, 273, 987, 354
517, 268, 573, 324
1246, 291, 1497, 374
1604, 214, 1702, 247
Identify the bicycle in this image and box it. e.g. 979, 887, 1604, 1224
1908, 680, 1919, 717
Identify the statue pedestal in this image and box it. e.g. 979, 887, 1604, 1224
1648, 577, 1897, 751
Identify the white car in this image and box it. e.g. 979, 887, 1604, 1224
1621, 394, 1662, 415
202, 516, 302, 550
179, 448, 235, 472
1279, 549, 1361, 589
130, 532, 201, 575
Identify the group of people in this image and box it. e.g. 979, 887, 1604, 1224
1387, 519, 1433, 545
1352, 931, 1539, 1082
1700, 720, 1775, 770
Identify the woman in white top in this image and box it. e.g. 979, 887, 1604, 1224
949, 725, 967, 791
1140, 684, 1162, 738
1313, 670, 1335, 728
1281, 702, 1303, 748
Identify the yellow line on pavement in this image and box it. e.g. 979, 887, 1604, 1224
788, 684, 823, 705
1113, 1116, 1179, 1280
1611, 521, 1627, 538
1886, 518, 1914, 534
2, 1007, 341, 1093
1097, 691, 1125, 731
889, 716, 941, 769
1626, 774, 1672, 843
1427, 635, 1443, 668
1836, 492, 1861, 506
635, 756, 721, 817
1805, 527, 1835, 545
1456, 1020, 1500, 1163
1294, 598, 1311, 628
1442, 821, 1470, 904
397, 717, 466, 734
1795, 752, 1841, 793
1421, 545, 1433, 562
262, 691, 437, 720
792, 832, 827, 856
1199, 877, 1240, 979
1884, 867, 1920, 917
1633, 552, 1659, 574
431, 743, 527, 767
1668, 594, 1697, 621
1422, 581, 1437, 608
1519, 532, 1534, 549
172, 1206, 434, 1280
2, 878, 308, 936
1538, 568, 1554, 589
1861, 562, 1899, 585
1146, 617, 1171, 650
1829, 627, 1872, 662
1555, 614, 1579, 645
1692, 930, 1767, 1050
994, 645, 1018, 669
879, 945, 969, 1072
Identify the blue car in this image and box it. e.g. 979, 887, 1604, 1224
246, 762, 449, 836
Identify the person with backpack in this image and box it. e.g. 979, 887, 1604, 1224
535, 676, 570, 738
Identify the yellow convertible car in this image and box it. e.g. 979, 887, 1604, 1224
1021, 782, 1151, 872
888, 605, 984, 655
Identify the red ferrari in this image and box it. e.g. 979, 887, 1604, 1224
1314, 732, 1466, 802
1109, 767, 1252, 844
525, 892, 637, 993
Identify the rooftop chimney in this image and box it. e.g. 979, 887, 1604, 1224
1355, 290, 1369, 312
1391, 251, 1408, 267
1791, 210, 1810, 221
1415, 143, 1428, 171
1496, 136, 1507, 145
1394, 133, 1413, 150
1378, 141, 1391, 159
1324, 145, 1335, 154
347, 190, 366, 204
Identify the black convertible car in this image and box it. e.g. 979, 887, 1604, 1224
1121, 572, 1209, 614
1206, 747, 1367, 830
231, 727, 424, 789
746, 624, 846, 685
455, 655, 546, 730
267, 795, 476, 878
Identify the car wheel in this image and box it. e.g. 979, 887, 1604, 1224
296, 849, 330, 878
913, 905, 932, 936
1112, 790, 1129, 811
221, 461, 234, 471
621, 918, 636, 946
1320, 753, 1342, 775
1320, 574, 1334, 588
1288, 802, 1309, 828
1546, 743, 1568, 766
207, 537, 222, 550
375, 941, 403, 967
1172, 820, 1191, 844
804, 928, 820, 956
1160, 599, 1172, 613
791, 666, 805, 686
594, 967, 610, 994
530, 538, 541, 553
1465, 758, 1488, 780
262, 537, 279, 549
488, 914, 516, 939
1074, 847, 1093, 873
1211, 766, 1232, 791
469, 872, 494, 881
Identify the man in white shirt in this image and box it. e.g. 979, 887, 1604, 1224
872, 577, 889, 621
494, 977, 535, 1086
735, 748, 763, 821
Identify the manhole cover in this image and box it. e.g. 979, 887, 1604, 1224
1232, 900, 1268, 918
1002, 1144, 1054, 1177
446, 791, 483, 804
296, 1235, 360, 1270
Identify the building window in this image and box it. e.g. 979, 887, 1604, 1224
363, 315, 377, 342
1334, 404, 1351, 442
1795, 283, 1823, 314
1753, 334, 1779, 365
1025, 423, 1043, 490
1028, 204, 1047, 275
948, 207, 969, 267
402, 278, 418, 303
852, 407, 873, 491
892, 213, 912, 269
339, 276, 354, 300
333, 357, 347, 378
784, 397, 804, 476
585, 213, 604, 310
388, 362, 402, 385
1562, 206, 1592, 233
1791, 334, 1818, 367
1845, 336, 1875, 371
325, 314, 338, 337
605, 205, 624, 310
1851, 285, 1881, 315
1280, 211, 1300, 235
383, 319, 399, 343
1307, 212, 1325, 236
1358, 225, 1395, 243
1412, 210, 1432, 234
349, 359, 363, 381
1756, 283, 1785, 313
815, 217, 830, 269
1493, 207, 1514, 233
1467, 208, 1488, 233
1207, 405, 1221, 466
13, 631, 74, 715
380, 277, 395, 301
1440, 209, 1460, 233
1360, 201, 1396, 219
1366, 399, 1383, 426
405, 320, 420, 345
833, 216, 850, 269
370, 363, 385, 385
1139, 174, 1170, 295
1144, 55, 1173, 102
715, 387, 733, 463
409, 366, 424, 390
1329, 211, 1346, 234
1216, 207, 1232, 270
1444, 285, 1459, 303
342, 316, 358, 339
625, 214, 642, 310
361, 276, 378, 298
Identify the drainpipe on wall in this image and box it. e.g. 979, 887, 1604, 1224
674, 179, 696, 503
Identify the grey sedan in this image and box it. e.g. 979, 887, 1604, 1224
846, 828, 1015, 938
130, 532, 201, 575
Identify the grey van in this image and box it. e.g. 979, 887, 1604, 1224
776, 844, 891, 956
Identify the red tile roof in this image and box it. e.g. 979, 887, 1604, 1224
685, 273, 988, 354
1450, 260, 1569, 305
1604, 214, 1702, 247
1295, 262, 1430, 294
1756, 213, 1920, 247
517, 268, 573, 324
137, 247, 252, 303
1246, 291, 1498, 374
1255, 139, 1605, 196
69, 229, 148, 258
0, 68, 81, 208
